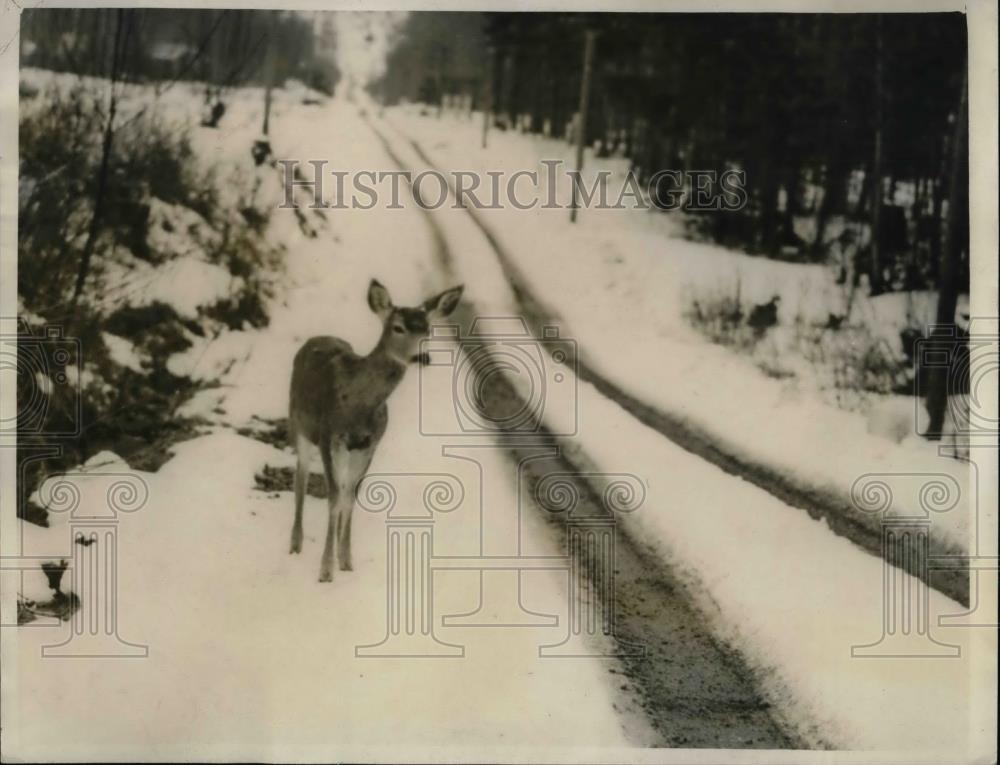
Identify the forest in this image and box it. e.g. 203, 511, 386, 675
20, 8, 340, 96
16, 8, 341, 523
13, 9, 973, 526
373, 13, 969, 302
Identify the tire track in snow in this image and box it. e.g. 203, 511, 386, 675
383, 122, 968, 609
361, 111, 801, 749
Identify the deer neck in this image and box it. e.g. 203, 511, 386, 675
358, 339, 408, 407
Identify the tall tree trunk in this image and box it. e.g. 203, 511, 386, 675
262, 11, 278, 136
569, 29, 597, 223
927, 126, 948, 279
757, 157, 780, 255
869, 16, 885, 295
812, 157, 847, 258
781, 158, 800, 248
925, 70, 969, 439
481, 46, 494, 148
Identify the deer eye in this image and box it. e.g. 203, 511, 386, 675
392, 324, 406, 335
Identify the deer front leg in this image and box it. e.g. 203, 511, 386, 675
338, 447, 374, 571
337, 504, 354, 572
318, 440, 341, 582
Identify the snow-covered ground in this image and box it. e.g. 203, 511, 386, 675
361, 101, 996, 755
382, 105, 975, 558
6, 88, 650, 761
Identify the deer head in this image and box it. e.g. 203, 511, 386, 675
367, 279, 463, 365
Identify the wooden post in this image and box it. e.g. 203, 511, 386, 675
570, 29, 597, 223
263, 82, 272, 136
262, 12, 278, 136
481, 45, 494, 149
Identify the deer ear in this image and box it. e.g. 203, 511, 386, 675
367, 279, 393, 317
424, 285, 464, 318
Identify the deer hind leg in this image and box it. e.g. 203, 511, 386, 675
318, 439, 348, 582
290, 438, 309, 554
338, 446, 375, 571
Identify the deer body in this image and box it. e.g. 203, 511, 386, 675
288, 280, 462, 582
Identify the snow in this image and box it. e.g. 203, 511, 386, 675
362, 102, 995, 755
383, 105, 973, 558
535, 372, 993, 752
12, 431, 637, 754
14, 521, 63, 604
145, 197, 221, 260
32, 371, 52, 396
5, 89, 644, 760
8, 65, 993, 760
16, 451, 139, 604
866, 395, 918, 444
102, 332, 145, 373
100, 252, 239, 321
167, 326, 256, 381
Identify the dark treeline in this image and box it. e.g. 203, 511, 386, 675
21, 8, 340, 95
372, 13, 487, 106
372, 12, 969, 304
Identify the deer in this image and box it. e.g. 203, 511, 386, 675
288, 279, 464, 582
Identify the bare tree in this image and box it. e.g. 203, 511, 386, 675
71, 8, 130, 312
925, 69, 969, 439
869, 16, 884, 295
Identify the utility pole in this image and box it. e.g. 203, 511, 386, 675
262, 11, 279, 136
481, 44, 495, 149
570, 29, 597, 223
263, 78, 273, 135
431, 42, 451, 119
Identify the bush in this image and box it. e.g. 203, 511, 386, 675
794, 321, 911, 411
684, 283, 757, 352
17, 77, 284, 525
18, 82, 220, 308
684, 283, 913, 414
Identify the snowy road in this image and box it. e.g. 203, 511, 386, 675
359, 110, 797, 748
380, 113, 971, 607
353, 98, 992, 755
